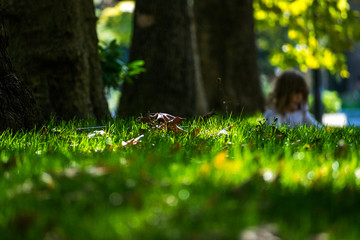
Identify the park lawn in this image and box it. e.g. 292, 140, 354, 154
1, 115, 360, 240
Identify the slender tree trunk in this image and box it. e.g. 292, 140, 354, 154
118, 0, 207, 117
194, 0, 264, 115
3, 0, 110, 120
0, 11, 42, 131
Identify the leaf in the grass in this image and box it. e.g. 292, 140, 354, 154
121, 135, 144, 147
137, 112, 185, 124
191, 127, 201, 137
216, 124, 234, 136
271, 126, 287, 139
137, 113, 186, 132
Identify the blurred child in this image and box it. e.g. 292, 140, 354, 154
264, 70, 321, 128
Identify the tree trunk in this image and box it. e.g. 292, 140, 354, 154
3, 0, 110, 120
0, 11, 42, 131
194, 0, 265, 115
118, 0, 208, 117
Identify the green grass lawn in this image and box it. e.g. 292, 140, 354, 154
1, 115, 360, 240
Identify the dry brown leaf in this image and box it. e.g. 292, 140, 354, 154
137, 112, 186, 133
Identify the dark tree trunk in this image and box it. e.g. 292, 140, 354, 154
194, 0, 265, 115
3, 0, 110, 120
118, 0, 207, 117
0, 12, 42, 131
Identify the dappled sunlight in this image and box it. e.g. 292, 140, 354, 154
289, 0, 311, 16
97, 1, 134, 45
119, 1, 135, 13
254, 0, 359, 76
100, 1, 134, 18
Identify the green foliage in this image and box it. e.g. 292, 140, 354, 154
255, 0, 360, 77
309, 90, 342, 113
99, 40, 145, 90
322, 90, 342, 113
95, 1, 360, 81
1, 116, 360, 239
96, 1, 134, 46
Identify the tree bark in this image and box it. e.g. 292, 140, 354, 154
0, 11, 42, 131
194, 0, 265, 115
3, 0, 110, 120
118, 0, 208, 117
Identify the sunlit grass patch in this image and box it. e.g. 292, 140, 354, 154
1, 116, 360, 239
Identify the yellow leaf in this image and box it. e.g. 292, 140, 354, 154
264, 0, 273, 8
296, 18, 305, 27
199, 163, 211, 176
316, 166, 329, 178
270, 53, 284, 66
322, 49, 336, 68
309, 36, 318, 48
305, 53, 320, 69
278, 1, 290, 11
337, 0, 349, 11
288, 30, 298, 39
290, 0, 308, 16
292, 172, 301, 183
214, 152, 227, 169
255, 10, 267, 20
300, 64, 308, 72
340, 69, 350, 78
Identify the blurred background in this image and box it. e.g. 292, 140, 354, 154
94, 0, 360, 125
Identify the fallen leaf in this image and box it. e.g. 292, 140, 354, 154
191, 127, 201, 137
138, 112, 185, 124
122, 135, 144, 147
217, 129, 229, 136
88, 130, 106, 138
271, 126, 287, 139
216, 124, 234, 136
167, 122, 186, 133
304, 137, 322, 150
137, 112, 186, 133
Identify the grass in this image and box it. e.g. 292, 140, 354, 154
1, 115, 360, 240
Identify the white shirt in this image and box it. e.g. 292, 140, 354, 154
264, 106, 321, 128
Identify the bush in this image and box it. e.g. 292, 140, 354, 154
99, 40, 145, 91
309, 90, 342, 113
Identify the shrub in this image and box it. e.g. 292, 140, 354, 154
99, 39, 145, 91
309, 90, 342, 113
